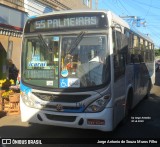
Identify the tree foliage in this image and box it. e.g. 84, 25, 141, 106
155, 49, 160, 57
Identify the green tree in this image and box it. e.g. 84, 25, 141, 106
155, 49, 160, 57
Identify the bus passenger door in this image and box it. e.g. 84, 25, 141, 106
132, 52, 147, 105
112, 30, 126, 127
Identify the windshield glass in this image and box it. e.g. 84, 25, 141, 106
22, 35, 110, 89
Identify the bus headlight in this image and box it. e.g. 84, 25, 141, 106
21, 92, 41, 108
85, 95, 110, 112
21, 92, 34, 107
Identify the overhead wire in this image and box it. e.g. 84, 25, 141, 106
144, 0, 153, 20
130, 0, 160, 10
120, 0, 160, 47
114, 0, 126, 14
117, 0, 131, 15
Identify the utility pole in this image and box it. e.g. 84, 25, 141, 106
120, 16, 146, 27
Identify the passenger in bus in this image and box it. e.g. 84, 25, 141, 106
64, 53, 73, 71
89, 48, 105, 63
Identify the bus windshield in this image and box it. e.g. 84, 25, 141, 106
22, 34, 110, 89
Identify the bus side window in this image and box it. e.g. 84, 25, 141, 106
123, 29, 130, 64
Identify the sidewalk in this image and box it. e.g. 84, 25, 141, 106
150, 85, 160, 97
0, 111, 6, 119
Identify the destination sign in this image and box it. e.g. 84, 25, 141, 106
34, 16, 97, 29
25, 12, 108, 33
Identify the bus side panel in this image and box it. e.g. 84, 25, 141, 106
113, 64, 134, 128
140, 63, 151, 97
146, 62, 155, 86
131, 63, 150, 109
125, 64, 134, 104
133, 64, 140, 104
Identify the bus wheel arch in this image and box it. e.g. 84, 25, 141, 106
120, 87, 133, 125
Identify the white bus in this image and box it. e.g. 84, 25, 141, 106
20, 10, 155, 131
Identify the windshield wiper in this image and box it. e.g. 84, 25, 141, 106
67, 31, 85, 54
38, 34, 53, 53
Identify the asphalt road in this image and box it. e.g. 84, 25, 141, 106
1, 72, 160, 147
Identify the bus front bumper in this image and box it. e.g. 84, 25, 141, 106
20, 98, 113, 132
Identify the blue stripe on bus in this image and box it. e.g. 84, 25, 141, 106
20, 83, 31, 94
63, 106, 84, 113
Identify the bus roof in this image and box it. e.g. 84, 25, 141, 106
29, 9, 109, 18
131, 27, 154, 43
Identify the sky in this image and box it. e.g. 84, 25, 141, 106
94, 0, 160, 49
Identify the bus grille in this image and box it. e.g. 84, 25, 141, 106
32, 92, 90, 103
45, 114, 76, 122
42, 105, 84, 113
